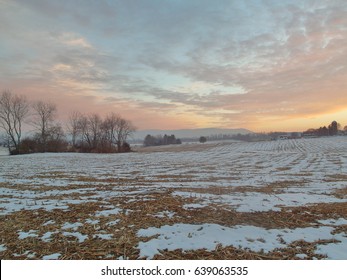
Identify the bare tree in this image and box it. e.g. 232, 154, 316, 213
32, 100, 57, 152
103, 113, 119, 143
114, 117, 135, 152
328, 120, 338, 136
100, 113, 119, 152
0, 90, 29, 154
67, 111, 82, 148
88, 113, 103, 150
46, 124, 67, 152
77, 114, 91, 149
75, 113, 135, 153
199, 136, 207, 143
75, 113, 103, 151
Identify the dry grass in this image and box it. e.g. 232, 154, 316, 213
1, 183, 346, 260
1, 139, 346, 260
324, 174, 347, 182
333, 187, 347, 199
151, 240, 332, 260
134, 142, 233, 153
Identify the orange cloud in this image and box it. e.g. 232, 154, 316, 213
1, 0, 347, 132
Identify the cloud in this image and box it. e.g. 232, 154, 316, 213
55, 32, 93, 49
0, 0, 347, 131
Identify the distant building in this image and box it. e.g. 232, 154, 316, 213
277, 135, 289, 140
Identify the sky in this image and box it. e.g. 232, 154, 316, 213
0, 0, 346, 132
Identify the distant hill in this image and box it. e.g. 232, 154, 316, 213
132, 128, 253, 141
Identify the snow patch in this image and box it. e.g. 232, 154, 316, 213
137, 223, 347, 259
106, 220, 120, 226
95, 208, 121, 217
63, 232, 88, 243
42, 253, 61, 260
154, 210, 176, 218
43, 220, 55, 226
0, 244, 7, 252
93, 233, 113, 240
318, 218, 347, 226
316, 242, 347, 260
61, 222, 83, 230
85, 219, 100, 225
18, 230, 38, 239
41, 231, 58, 242
183, 203, 206, 210
295, 253, 307, 259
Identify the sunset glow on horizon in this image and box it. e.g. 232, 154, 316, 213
1, 0, 346, 132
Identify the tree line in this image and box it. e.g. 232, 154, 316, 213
0, 90, 135, 155
303, 121, 346, 137
143, 134, 182, 147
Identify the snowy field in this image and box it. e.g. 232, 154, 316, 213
0, 137, 347, 260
